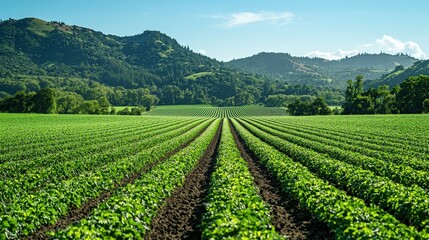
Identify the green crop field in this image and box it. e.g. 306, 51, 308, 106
1, 107, 429, 239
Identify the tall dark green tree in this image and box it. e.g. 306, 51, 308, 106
310, 97, 332, 115
141, 94, 159, 111
396, 75, 429, 113
97, 96, 111, 114
32, 88, 58, 113
288, 97, 331, 116
343, 76, 364, 114
0, 91, 35, 113
76, 100, 101, 114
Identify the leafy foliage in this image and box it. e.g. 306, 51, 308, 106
344, 75, 429, 114
287, 97, 331, 116
396, 75, 429, 113
55, 119, 220, 239
1, 106, 429, 238
241, 117, 429, 230
0, 115, 213, 238
201, 119, 283, 239
231, 118, 422, 239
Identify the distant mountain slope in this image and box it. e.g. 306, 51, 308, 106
228, 52, 328, 85
228, 52, 417, 88
365, 60, 429, 89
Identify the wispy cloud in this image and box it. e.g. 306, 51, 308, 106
198, 49, 207, 55
306, 49, 359, 60
307, 35, 426, 60
210, 11, 294, 28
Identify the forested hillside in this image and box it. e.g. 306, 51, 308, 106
0, 18, 268, 106
229, 52, 417, 88
365, 60, 429, 89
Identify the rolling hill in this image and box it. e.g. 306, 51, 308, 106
365, 59, 429, 89
228, 52, 417, 88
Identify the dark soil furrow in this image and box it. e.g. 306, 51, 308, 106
145, 121, 222, 240
25, 121, 213, 240
229, 120, 334, 240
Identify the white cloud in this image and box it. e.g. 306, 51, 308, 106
211, 11, 294, 28
307, 35, 426, 60
199, 49, 207, 55
306, 49, 359, 60
372, 35, 426, 59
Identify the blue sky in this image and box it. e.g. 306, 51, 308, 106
1, 0, 428, 61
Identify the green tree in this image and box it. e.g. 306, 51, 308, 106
57, 92, 83, 114
141, 94, 158, 111
288, 99, 308, 116
130, 106, 145, 115
354, 95, 372, 114
0, 91, 35, 113
423, 99, 429, 113
234, 91, 255, 106
117, 107, 131, 115
32, 88, 58, 113
343, 80, 356, 114
265, 94, 288, 107
396, 75, 429, 113
310, 97, 332, 115
371, 85, 396, 114
343, 75, 372, 114
97, 95, 111, 115
76, 100, 101, 114
354, 75, 364, 97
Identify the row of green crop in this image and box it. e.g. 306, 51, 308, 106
266, 118, 429, 155
266, 115, 429, 149
0, 117, 193, 163
0, 118, 196, 180
238, 119, 429, 232
0, 115, 156, 152
242, 118, 429, 191
146, 105, 287, 118
0, 119, 213, 239
0, 119, 143, 154
0, 118, 178, 162
0, 119, 204, 204
223, 106, 287, 118
201, 119, 283, 239
53, 119, 221, 239
231, 118, 422, 239
265, 117, 429, 164
147, 105, 221, 118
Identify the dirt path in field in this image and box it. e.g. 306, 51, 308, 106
229, 120, 334, 240
25, 121, 214, 240
144, 121, 222, 240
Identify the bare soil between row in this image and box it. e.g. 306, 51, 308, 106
145, 121, 222, 240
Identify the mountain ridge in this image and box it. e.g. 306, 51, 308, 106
228, 52, 418, 88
